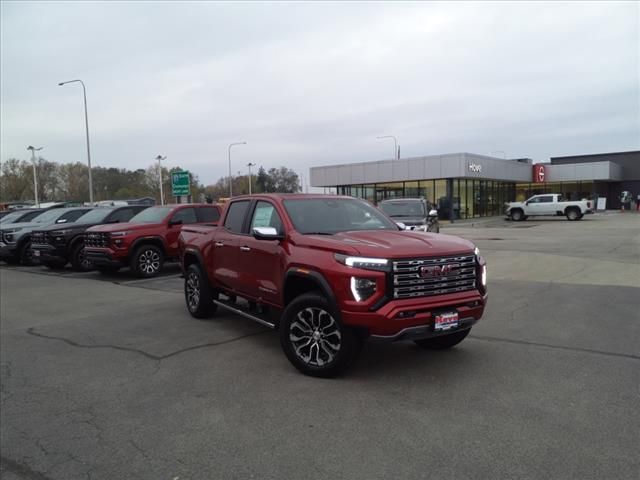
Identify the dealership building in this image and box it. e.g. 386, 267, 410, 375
310, 150, 639, 219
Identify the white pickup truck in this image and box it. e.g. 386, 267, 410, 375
505, 194, 593, 221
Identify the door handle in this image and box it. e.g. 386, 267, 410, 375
240, 246, 251, 252
215, 242, 224, 247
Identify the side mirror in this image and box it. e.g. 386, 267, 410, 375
428, 209, 438, 217
395, 222, 407, 230
169, 219, 183, 227
252, 226, 284, 241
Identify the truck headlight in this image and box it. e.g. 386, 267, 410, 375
350, 277, 377, 302
335, 254, 389, 272
481, 264, 487, 287
474, 246, 480, 257
110, 231, 130, 237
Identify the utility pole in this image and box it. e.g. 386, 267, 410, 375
247, 162, 255, 195
58, 79, 94, 204
27, 146, 43, 207
228, 142, 247, 197
155, 155, 166, 205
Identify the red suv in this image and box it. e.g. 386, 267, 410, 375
84, 204, 221, 277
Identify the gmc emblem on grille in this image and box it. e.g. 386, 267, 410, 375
420, 264, 458, 277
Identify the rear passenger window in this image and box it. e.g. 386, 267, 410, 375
224, 201, 250, 233
108, 208, 135, 223
198, 207, 220, 223
59, 209, 90, 223
539, 196, 553, 203
170, 208, 198, 225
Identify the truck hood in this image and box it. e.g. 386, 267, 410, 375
87, 222, 161, 233
35, 221, 102, 233
293, 230, 475, 258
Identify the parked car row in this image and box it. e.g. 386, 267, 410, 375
0, 204, 222, 276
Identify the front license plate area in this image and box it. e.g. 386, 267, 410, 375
434, 311, 459, 331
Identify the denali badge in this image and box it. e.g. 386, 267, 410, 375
420, 264, 458, 277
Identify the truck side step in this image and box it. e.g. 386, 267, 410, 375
213, 298, 276, 329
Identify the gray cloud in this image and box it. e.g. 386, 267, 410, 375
1, 1, 638, 186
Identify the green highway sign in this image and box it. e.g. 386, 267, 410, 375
171, 171, 191, 196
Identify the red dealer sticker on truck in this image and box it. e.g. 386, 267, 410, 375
434, 312, 459, 331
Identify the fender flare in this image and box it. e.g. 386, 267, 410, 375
284, 268, 337, 306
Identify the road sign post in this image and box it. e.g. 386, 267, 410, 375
171, 171, 191, 203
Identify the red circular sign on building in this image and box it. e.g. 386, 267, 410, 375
533, 164, 546, 183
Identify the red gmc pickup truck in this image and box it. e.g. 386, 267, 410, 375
179, 194, 487, 377
84, 203, 221, 277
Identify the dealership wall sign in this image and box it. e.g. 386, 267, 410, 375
468, 163, 482, 173
533, 164, 546, 183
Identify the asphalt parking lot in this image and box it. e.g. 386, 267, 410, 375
1, 213, 639, 480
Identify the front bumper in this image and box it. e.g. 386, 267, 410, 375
84, 248, 126, 267
31, 243, 67, 262
341, 290, 486, 339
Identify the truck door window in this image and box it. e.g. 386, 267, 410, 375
539, 196, 553, 203
250, 201, 283, 233
170, 208, 198, 225
224, 201, 250, 233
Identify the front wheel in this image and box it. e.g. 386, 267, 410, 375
566, 208, 581, 221
510, 209, 524, 222
280, 293, 362, 378
131, 244, 164, 278
70, 243, 92, 271
414, 328, 471, 350
19, 241, 35, 266
184, 263, 217, 319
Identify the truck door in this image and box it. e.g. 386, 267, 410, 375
211, 200, 251, 292
525, 196, 545, 216
235, 200, 286, 305
166, 207, 198, 255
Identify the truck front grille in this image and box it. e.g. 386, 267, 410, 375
31, 231, 52, 246
392, 254, 477, 299
84, 232, 109, 248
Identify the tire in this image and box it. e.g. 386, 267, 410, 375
414, 328, 471, 350
280, 293, 362, 378
566, 208, 580, 221
19, 241, 35, 266
510, 209, 524, 222
70, 242, 92, 272
96, 266, 120, 275
130, 244, 164, 278
184, 263, 217, 319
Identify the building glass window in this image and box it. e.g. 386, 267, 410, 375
434, 180, 447, 212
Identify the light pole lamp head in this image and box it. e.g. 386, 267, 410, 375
27, 146, 43, 152
156, 155, 166, 161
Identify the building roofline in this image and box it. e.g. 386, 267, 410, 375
551, 150, 640, 161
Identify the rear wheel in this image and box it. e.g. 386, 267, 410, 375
414, 328, 471, 350
280, 293, 362, 378
131, 244, 164, 278
510, 209, 524, 222
70, 243, 92, 271
566, 208, 581, 221
19, 241, 35, 266
184, 263, 217, 319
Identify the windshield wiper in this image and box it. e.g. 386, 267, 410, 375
303, 231, 334, 235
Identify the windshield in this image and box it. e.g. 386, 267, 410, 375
379, 201, 426, 218
283, 198, 397, 234
0, 212, 24, 224
33, 209, 66, 224
76, 208, 112, 223
129, 206, 172, 224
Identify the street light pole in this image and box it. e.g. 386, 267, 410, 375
58, 79, 94, 204
377, 135, 398, 160
27, 146, 43, 207
247, 162, 255, 195
228, 142, 247, 197
155, 155, 167, 205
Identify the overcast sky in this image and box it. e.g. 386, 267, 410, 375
1, 1, 638, 186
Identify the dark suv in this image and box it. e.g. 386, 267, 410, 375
31, 205, 149, 270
